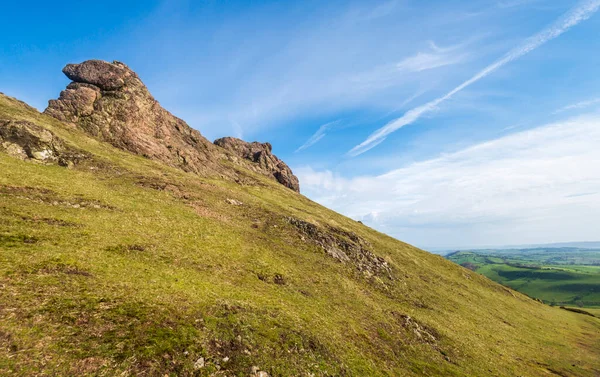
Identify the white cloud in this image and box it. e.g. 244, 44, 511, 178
298, 115, 600, 248
348, 0, 600, 157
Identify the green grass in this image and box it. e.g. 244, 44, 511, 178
1, 92, 600, 376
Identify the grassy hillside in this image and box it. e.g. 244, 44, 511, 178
1, 92, 599, 376
447, 250, 600, 308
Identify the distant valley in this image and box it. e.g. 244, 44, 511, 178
446, 246, 600, 309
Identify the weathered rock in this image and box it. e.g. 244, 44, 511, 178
0, 119, 87, 166
286, 217, 393, 279
44, 60, 301, 191
226, 198, 243, 206
214, 137, 300, 192
62, 60, 130, 91
250, 366, 269, 377
45, 60, 226, 176
193, 357, 205, 370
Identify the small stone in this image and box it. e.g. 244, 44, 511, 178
226, 198, 243, 206
222, 356, 229, 362
193, 357, 205, 370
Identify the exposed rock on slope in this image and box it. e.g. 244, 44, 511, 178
287, 216, 392, 278
44, 60, 224, 176
215, 137, 300, 192
44, 60, 300, 191
0, 119, 87, 166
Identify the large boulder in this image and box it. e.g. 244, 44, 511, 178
62, 60, 130, 91
214, 137, 300, 192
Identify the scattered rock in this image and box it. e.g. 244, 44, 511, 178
226, 198, 243, 206
193, 357, 205, 370
273, 273, 286, 285
215, 137, 300, 192
286, 217, 393, 280
394, 313, 439, 345
250, 366, 269, 377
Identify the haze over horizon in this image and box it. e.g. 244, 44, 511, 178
2, 0, 600, 249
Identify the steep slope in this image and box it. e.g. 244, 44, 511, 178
0, 81, 599, 376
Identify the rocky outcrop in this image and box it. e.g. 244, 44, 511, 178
286, 217, 393, 279
44, 60, 300, 191
215, 137, 300, 192
0, 119, 87, 167
45, 60, 225, 176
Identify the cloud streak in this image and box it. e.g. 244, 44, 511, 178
348, 0, 600, 157
295, 120, 341, 152
553, 97, 600, 114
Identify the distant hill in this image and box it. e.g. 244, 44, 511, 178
431, 241, 600, 255
1, 60, 599, 376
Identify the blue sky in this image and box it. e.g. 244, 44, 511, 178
2, 0, 600, 249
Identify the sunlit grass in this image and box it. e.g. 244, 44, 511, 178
1, 93, 600, 376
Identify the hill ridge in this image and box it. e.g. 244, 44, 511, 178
0, 73, 599, 376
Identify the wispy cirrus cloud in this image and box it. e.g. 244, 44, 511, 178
553, 97, 600, 114
348, 0, 600, 157
395, 41, 469, 72
295, 120, 341, 153
299, 114, 600, 248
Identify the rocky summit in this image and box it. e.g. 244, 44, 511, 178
45, 59, 299, 190
215, 137, 300, 192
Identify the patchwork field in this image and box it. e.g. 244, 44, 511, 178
447, 248, 600, 308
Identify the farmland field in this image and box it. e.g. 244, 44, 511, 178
446, 248, 600, 308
